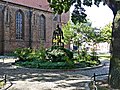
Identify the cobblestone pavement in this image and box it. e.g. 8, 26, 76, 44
0, 58, 109, 90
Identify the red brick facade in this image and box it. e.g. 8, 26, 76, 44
0, 0, 69, 54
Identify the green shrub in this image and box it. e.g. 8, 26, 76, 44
74, 48, 100, 68
14, 46, 75, 69
14, 47, 46, 62
15, 61, 75, 69
46, 46, 73, 62
14, 48, 32, 61
14, 46, 100, 69
76, 49, 91, 61
32, 47, 46, 61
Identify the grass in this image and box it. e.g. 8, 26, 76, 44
97, 53, 111, 58
14, 60, 75, 69
97, 53, 111, 61
0, 81, 5, 89
14, 59, 100, 69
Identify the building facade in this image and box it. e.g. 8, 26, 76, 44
0, 0, 69, 54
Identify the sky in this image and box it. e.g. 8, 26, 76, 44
70, 3, 114, 28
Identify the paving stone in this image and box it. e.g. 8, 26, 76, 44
0, 59, 109, 90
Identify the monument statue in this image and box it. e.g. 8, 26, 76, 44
52, 25, 64, 47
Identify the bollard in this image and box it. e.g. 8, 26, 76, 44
93, 73, 97, 90
4, 74, 7, 84
93, 73, 96, 83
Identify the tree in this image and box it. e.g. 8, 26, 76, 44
62, 21, 95, 48
48, 0, 120, 89
62, 21, 74, 45
100, 22, 112, 43
63, 22, 112, 49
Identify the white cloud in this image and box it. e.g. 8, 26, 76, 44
70, 2, 114, 28
84, 3, 114, 28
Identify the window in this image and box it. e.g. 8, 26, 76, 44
40, 15, 46, 41
6, 8, 10, 24
16, 10, 24, 40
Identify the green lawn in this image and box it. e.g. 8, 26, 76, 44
97, 53, 111, 60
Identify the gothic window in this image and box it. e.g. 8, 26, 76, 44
40, 14, 46, 41
16, 10, 24, 40
6, 8, 10, 24
33, 13, 36, 25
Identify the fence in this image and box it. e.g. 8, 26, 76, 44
0, 74, 13, 90
91, 73, 109, 90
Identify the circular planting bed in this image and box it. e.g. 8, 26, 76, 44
13, 46, 100, 69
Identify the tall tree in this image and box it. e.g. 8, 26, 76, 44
48, 0, 120, 89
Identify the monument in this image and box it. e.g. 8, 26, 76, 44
52, 25, 64, 47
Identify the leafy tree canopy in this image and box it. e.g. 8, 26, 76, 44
62, 21, 102, 46
62, 21, 74, 44
62, 21, 112, 47
47, 0, 107, 24
100, 22, 112, 43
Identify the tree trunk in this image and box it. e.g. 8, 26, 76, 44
109, 7, 120, 89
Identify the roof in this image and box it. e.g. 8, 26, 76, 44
3, 0, 51, 11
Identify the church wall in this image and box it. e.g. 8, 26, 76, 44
31, 9, 53, 49
0, 4, 4, 54
4, 4, 30, 53
0, 1, 53, 54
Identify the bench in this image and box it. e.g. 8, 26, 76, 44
0, 56, 17, 63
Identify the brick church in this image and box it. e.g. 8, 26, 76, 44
0, 0, 69, 54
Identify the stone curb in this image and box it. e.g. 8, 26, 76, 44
12, 63, 104, 73
73, 64, 104, 70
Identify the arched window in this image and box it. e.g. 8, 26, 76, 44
16, 10, 24, 40
6, 8, 10, 24
40, 14, 46, 41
